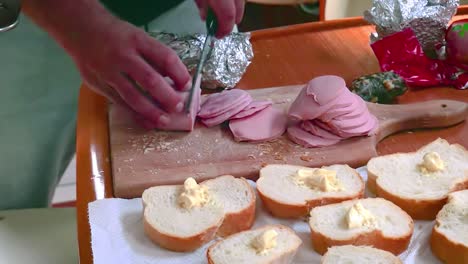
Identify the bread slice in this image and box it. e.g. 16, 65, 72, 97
207, 224, 302, 264
367, 138, 468, 220
309, 198, 414, 255
430, 190, 468, 264
321, 245, 402, 264
257, 164, 365, 218
142, 175, 256, 252
202, 175, 256, 237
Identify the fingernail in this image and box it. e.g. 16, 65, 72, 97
176, 102, 184, 113
159, 115, 170, 126
183, 80, 192, 91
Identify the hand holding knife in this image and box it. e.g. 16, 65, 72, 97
184, 8, 218, 113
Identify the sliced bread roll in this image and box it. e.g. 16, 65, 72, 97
309, 198, 413, 255
203, 175, 256, 237
367, 138, 468, 220
430, 190, 468, 264
321, 245, 402, 264
207, 224, 302, 264
142, 175, 256, 252
257, 164, 365, 218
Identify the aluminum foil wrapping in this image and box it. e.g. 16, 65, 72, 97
364, 0, 459, 55
150, 31, 254, 89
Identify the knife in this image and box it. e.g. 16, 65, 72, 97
0, 0, 21, 32
184, 8, 218, 113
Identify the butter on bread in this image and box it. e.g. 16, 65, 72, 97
257, 164, 364, 218
207, 224, 302, 264
142, 175, 256, 252
309, 198, 413, 255
321, 245, 402, 264
367, 138, 468, 220
430, 190, 468, 264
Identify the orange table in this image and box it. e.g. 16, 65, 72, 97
76, 14, 468, 263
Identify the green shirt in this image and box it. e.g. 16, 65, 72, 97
100, 0, 185, 26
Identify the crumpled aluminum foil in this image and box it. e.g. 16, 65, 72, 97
364, 0, 459, 55
150, 31, 254, 89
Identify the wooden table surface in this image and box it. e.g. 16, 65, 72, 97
76, 14, 468, 263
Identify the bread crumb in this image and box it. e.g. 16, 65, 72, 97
248, 154, 256, 160
144, 147, 155, 154
261, 162, 268, 168
274, 154, 284, 160
300, 156, 313, 161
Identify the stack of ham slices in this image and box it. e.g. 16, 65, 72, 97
287, 75, 378, 147
197, 90, 287, 142
196, 75, 378, 146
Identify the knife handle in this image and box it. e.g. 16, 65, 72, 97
206, 8, 218, 36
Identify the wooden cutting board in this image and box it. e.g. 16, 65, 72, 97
109, 85, 468, 198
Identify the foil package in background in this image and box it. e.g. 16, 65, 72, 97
150, 32, 254, 90
364, 0, 459, 56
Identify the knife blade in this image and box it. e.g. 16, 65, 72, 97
184, 8, 218, 113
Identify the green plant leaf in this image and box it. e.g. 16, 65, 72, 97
453, 24, 463, 32
453, 23, 468, 37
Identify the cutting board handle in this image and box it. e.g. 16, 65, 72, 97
373, 99, 468, 141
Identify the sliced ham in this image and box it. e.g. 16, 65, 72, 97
230, 100, 272, 119
335, 116, 379, 138
320, 94, 367, 122
288, 83, 355, 121
200, 99, 251, 127
198, 89, 252, 119
305, 75, 346, 105
287, 125, 341, 148
288, 75, 346, 120
229, 106, 287, 142
329, 113, 371, 131
286, 75, 379, 148
301, 120, 343, 140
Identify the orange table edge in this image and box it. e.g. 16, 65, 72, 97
76, 11, 468, 263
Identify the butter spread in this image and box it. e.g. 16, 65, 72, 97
251, 229, 278, 254
293, 168, 343, 192
347, 202, 378, 229
178, 177, 210, 209
418, 152, 445, 174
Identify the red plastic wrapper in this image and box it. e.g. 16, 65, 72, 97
371, 28, 468, 90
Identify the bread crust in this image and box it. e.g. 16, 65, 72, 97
310, 227, 413, 256
207, 225, 301, 264
258, 190, 365, 219
368, 170, 468, 220
217, 178, 256, 237
143, 216, 223, 252
309, 198, 414, 256
431, 225, 468, 264
367, 139, 468, 220
143, 176, 257, 251
320, 246, 403, 264
258, 166, 365, 218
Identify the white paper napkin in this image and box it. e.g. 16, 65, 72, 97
88, 167, 443, 264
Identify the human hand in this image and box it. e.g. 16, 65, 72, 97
194, 0, 245, 38
68, 16, 191, 129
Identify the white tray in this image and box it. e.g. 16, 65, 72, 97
88, 167, 442, 264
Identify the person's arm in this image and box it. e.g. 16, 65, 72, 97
22, 0, 110, 53
22, 0, 246, 129
22, 0, 191, 129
